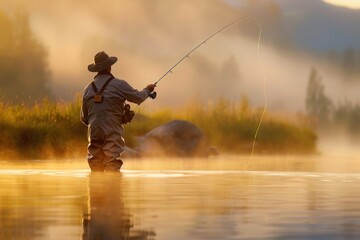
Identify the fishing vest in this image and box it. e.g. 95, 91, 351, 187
90, 75, 134, 124
91, 75, 114, 103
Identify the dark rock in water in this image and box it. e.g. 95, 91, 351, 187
135, 120, 211, 157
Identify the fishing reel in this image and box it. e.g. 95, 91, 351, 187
149, 91, 157, 99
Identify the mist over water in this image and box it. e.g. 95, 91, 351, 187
1, 156, 360, 239
1, 1, 360, 238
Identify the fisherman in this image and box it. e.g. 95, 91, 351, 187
81, 51, 155, 172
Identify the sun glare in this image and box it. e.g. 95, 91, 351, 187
323, 0, 360, 9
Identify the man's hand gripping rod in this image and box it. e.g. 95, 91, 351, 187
149, 15, 258, 99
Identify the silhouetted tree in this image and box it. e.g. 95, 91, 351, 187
305, 68, 332, 126
0, 9, 52, 104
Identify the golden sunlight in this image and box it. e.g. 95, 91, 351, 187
323, 0, 360, 9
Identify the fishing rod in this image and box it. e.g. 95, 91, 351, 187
146, 14, 267, 167
149, 14, 261, 99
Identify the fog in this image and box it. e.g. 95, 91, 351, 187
1, 0, 360, 113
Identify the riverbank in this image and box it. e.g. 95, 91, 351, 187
0, 97, 316, 160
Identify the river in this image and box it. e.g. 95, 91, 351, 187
0, 155, 359, 239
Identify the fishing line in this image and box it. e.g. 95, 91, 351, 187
246, 16, 268, 170
151, 15, 268, 169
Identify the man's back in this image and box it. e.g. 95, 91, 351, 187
81, 73, 150, 126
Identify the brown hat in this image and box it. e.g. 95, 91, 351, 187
88, 51, 117, 72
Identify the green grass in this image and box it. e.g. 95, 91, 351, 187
0, 96, 317, 160
0, 97, 86, 159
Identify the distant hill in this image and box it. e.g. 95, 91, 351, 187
274, 0, 360, 52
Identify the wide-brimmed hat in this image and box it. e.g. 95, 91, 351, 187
88, 51, 117, 72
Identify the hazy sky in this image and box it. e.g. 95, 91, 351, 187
323, 0, 360, 9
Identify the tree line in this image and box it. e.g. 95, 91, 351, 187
306, 68, 360, 137
0, 9, 52, 105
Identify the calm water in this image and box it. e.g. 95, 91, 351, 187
0, 156, 360, 240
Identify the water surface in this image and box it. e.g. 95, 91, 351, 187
0, 156, 360, 239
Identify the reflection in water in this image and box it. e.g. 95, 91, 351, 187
0, 172, 87, 240
82, 173, 155, 240
0, 157, 360, 239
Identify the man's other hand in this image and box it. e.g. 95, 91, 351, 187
146, 84, 156, 92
